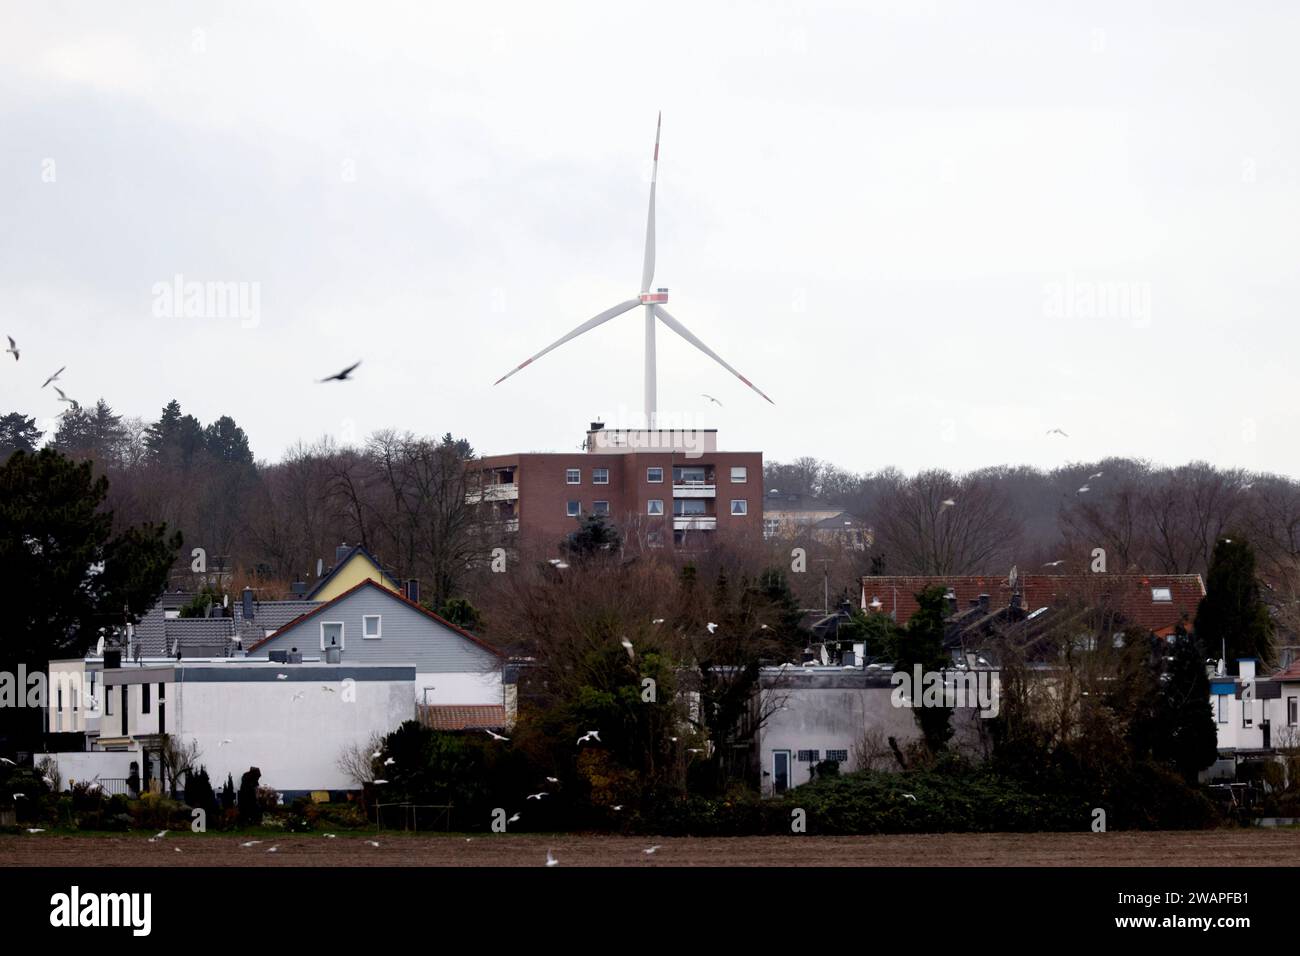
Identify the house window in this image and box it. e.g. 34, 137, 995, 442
321, 621, 345, 651
1289, 697, 1298, 726
57, 686, 62, 712
593, 501, 610, 516
1243, 700, 1253, 727
566, 500, 581, 517
647, 499, 664, 516
797, 749, 820, 763
1151, 587, 1173, 602
142, 683, 151, 714
363, 615, 382, 639
730, 466, 747, 483
647, 467, 663, 483
825, 749, 848, 762
674, 499, 707, 515
731, 499, 748, 516
593, 468, 609, 485
105, 689, 113, 717
1217, 695, 1229, 724
565, 469, 581, 484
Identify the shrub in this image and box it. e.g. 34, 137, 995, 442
237, 768, 262, 826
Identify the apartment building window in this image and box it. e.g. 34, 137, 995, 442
796, 749, 820, 763
566, 468, 581, 484
593, 500, 610, 515
1289, 696, 1298, 726
675, 499, 707, 516
730, 466, 747, 483
1217, 695, 1229, 724
142, 683, 151, 715
647, 499, 664, 515
363, 615, 382, 639
566, 500, 581, 517
592, 468, 609, 485
731, 499, 748, 515
825, 749, 848, 762
1243, 700, 1253, 727
647, 531, 664, 548
647, 467, 663, 483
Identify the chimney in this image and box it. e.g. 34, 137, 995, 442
1238, 659, 1257, 681
978, 593, 990, 612
335, 543, 351, 566
406, 579, 420, 604
1010, 591, 1022, 611
943, 589, 958, 615
590, 421, 604, 432
104, 649, 122, 669
291, 580, 307, 596
241, 587, 255, 621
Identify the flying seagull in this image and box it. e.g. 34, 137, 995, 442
366, 840, 380, 847
527, 792, 549, 800
322, 685, 335, 693
902, 793, 917, 802
701, 393, 722, 407
1043, 560, 1065, 568
5, 336, 17, 361
276, 673, 288, 680
546, 849, 559, 867
508, 812, 521, 824
324, 833, 337, 839
1046, 428, 1068, 437
644, 845, 662, 855
291, 691, 305, 702
652, 618, 665, 625
240, 840, 263, 847
373, 779, 389, 785
41, 366, 65, 388
940, 499, 956, 509
383, 757, 395, 766
706, 622, 718, 634
493, 114, 773, 424
546, 776, 559, 784
485, 729, 510, 742
1087, 471, 1103, 480
577, 730, 601, 746
1077, 485, 1090, 494
318, 361, 361, 383
26, 828, 44, 833
53, 386, 74, 404
0, 757, 14, 765
620, 636, 634, 660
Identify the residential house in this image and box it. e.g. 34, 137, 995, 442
244, 578, 511, 728
308, 543, 405, 602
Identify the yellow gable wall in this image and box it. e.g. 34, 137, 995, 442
313, 553, 401, 603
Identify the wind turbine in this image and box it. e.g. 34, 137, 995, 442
493, 114, 774, 426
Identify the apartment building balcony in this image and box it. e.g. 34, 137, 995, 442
672, 479, 716, 498
465, 483, 519, 504
673, 515, 718, 531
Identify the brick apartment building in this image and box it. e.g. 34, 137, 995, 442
472, 422, 763, 553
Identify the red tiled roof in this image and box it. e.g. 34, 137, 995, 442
1272, 660, 1300, 682
245, 578, 504, 659
860, 573, 1205, 632
418, 704, 508, 731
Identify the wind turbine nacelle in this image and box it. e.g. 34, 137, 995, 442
639, 288, 669, 304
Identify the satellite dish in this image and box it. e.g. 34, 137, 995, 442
223, 594, 229, 607
316, 558, 324, 578
95, 636, 105, 656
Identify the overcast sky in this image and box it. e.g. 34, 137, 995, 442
1, 2, 1297, 476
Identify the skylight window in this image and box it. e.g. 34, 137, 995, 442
1151, 587, 1173, 602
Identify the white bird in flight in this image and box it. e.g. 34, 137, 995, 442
0, 757, 14, 765
5, 336, 17, 361
508, 812, 521, 824
644, 845, 662, 855
276, 673, 288, 680
546, 849, 559, 867
701, 393, 722, 407
384, 757, 395, 766
291, 691, 305, 702
620, 636, 634, 660
1046, 428, 1068, 437
940, 499, 956, 509
527, 792, 548, 800
366, 840, 380, 847
577, 730, 601, 746
373, 779, 389, 785
1077, 485, 1090, 494
1087, 471, 1103, 480
485, 729, 510, 742
41, 366, 65, 388
53, 386, 74, 405
706, 622, 718, 634
240, 840, 263, 847
219, 738, 232, 746
1043, 560, 1065, 568
902, 793, 917, 802
546, 776, 559, 784
26, 828, 44, 833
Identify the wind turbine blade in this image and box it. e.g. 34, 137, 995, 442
641, 112, 660, 293
652, 305, 774, 404
494, 299, 641, 386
